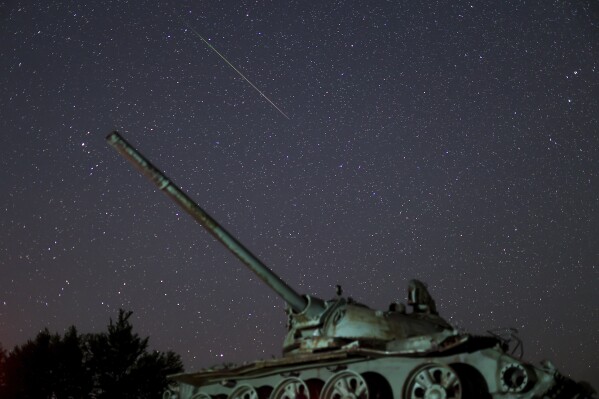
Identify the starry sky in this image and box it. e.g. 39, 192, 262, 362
1, 0, 598, 385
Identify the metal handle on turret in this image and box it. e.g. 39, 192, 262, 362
106, 131, 309, 313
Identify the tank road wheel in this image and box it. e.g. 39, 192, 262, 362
321, 370, 369, 399
270, 378, 310, 399
229, 385, 259, 399
405, 364, 462, 399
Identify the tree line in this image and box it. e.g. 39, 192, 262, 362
0, 309, 183, 399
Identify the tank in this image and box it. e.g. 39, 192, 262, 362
107, 131, 596, 399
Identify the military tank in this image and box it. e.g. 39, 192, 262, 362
107, 131, 595, 399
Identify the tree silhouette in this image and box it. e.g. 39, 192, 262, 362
54, 326, 93, 398
0, 343, 6, 394
86, 309, 183, 399
0, 309, 183, 399
2, 328, 58, 398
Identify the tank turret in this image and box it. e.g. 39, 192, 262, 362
107, 131, 596, 399
107, 131, 458, 356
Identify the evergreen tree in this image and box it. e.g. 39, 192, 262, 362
53, 326, 93, 398
86, 309, 183, 399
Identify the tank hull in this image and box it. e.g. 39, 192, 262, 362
164, 341, 590, 399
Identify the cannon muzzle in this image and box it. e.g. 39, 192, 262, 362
107, 131, 313, 314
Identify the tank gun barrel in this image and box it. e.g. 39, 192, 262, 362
106, 131, 309, 313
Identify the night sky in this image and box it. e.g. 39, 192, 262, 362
1, 0, 598, 386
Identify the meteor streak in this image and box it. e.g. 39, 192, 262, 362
176, 14, 290, 120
